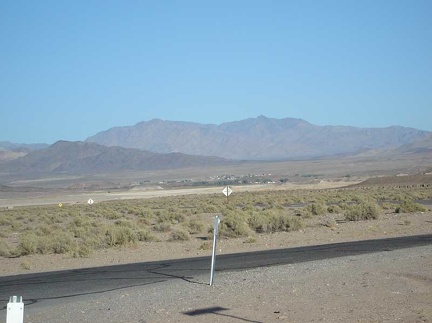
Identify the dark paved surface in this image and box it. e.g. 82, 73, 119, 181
1, 234, 431, 310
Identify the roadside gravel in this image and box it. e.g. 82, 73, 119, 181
22, 245, 432, 323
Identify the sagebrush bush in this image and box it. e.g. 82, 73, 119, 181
244, 236, 257, 243
168, 229, 190, 241
220, 212, 252, 237
135, 229, 159, 242
199, 241, 213, 250
308, 203, 327, 216
327, 205, 342, 214
395, 200, 427, 213
70, 244, 92, 258
345, 203, 380, 221
50, 232, 74, 254
21, 260, 31, 270
0, 238, 10, 257
269, 214, 302, 232
153, 222, 172, 232
105, 226, 137, 246
183, 218, 205, 234
247, 211, 269, 233
18, 232, 38, 255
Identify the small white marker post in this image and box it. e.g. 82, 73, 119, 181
6, 296, 24, 323
210, 215, 220, 286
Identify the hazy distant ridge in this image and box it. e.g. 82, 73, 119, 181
86, 116, 430, 160
0, 141, 232, 175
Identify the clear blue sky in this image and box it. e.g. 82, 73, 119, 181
1, 0, 431, 144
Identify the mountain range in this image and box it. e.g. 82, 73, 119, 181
1, 116, 431, 177
86, 116, 430, 160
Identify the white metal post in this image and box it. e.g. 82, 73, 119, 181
210, 215, 220, 286
6, 296, 24, 323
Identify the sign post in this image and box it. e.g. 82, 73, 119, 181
222, 186, 232, 204
210, 215, 220, 286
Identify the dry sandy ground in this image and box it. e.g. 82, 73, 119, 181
3, 211, 431, 323
0, 180, 361, 208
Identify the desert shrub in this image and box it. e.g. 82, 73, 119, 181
319, 216, 337, 228
295, 207, 313, 218
50, 232, 75, 254
183, 218, 205, 234
247, 210, 302, 233
31, 231, 75, 255
70, 244, 92, 258
219, 212, 252, 238
244, 236, 257, 243
21, 260, 31, 270
71, 216, 90, 228
11, 221, 22, 230
380, 202, 397, 210
135, 229, 159, 242
345, 203, 380, 221
199, 241, 213, 250
395, 200, 427, 213
248, 211, 269, 233
0, 238, 10, 257
269, 214, 302, 232
338, 202, 350, 211
17, 232, 38, 255
37, 224, 53, 236
153, 222, 172, 232
138, 208, 154, 217
101, 209, 121, 219
114, 219, 135, 227
168, 229, 190, 241
0, 216, 13, 226
327, 205, 342, 214
308, 203, 327, 216
105, 226, 137, 246
0, 229, 10, 238
172, 213, 186, 223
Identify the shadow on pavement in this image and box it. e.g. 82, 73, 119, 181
184, 306, 264, 323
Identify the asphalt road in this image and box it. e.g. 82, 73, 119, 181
1, 234, 432, 312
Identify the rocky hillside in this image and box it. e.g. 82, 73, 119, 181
86, 116, 430, 160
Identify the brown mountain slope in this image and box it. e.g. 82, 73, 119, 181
0, 141, 233, 175
86, 116, 430, 160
